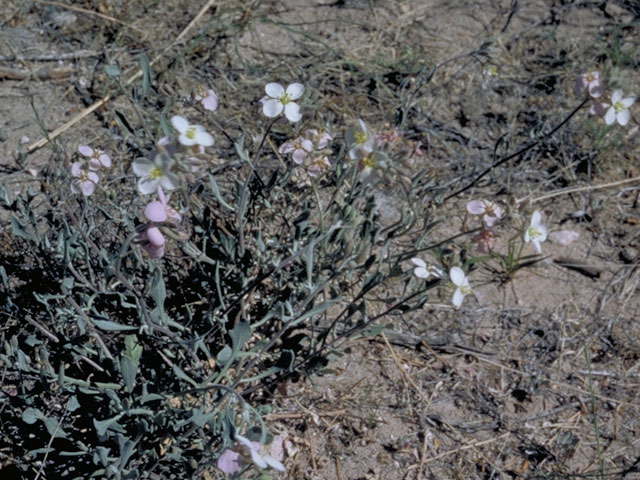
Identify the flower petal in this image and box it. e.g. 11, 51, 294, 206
530, 210, 541, 227
145, 201, 168, 222
159, 172, 179, 191
71, 162, 83, 176
604, 107, 616, 125
621, 95, 635, 108
411, 257, 427, 268
466, 200, 485, 215
611, 90, 622, 103
146, 226, 165, 247
263, 98, 284, 118
132, 158, 154, 176
265, 82, 284, 98
78, 145, 93, 157
98, 153, 112, 168
170, 115, 189, 134
452, 288, 464, 308
449, 266, 466, 286
284, 102, 301, 122
286, 82, 304, 100
414, 267, 429, 279
217, 449, 243, 475
263, 454, 286, 472
137, 177, 159, 195
194, 130, 214, 147
617, 109, 630, 126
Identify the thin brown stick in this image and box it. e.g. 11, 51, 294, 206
0, 50, 98, 62
27, 0, 218, 153
0, 65, 73, 80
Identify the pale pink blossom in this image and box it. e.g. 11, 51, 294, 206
466, 199, 503, 227
194, 88, 218, 111
305, 129, 332, 149
279, 136, 313, 164
306, 155, 331, 178
472, 229, 497, 253
575, 71, 603, 98
70, 161, 99, 196
144, 187, 181, 223
217, 435, 285, 474
78, 145, 111, 170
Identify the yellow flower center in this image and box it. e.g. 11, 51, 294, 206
528, 226, 541, 239
186, 126, 197, 140
280, 93, 291, 105
613, 101, 625, 113
150, 166, 163, 180
354, 131, 367, 145
460, 285, 472, 295
362, 155, 376, 169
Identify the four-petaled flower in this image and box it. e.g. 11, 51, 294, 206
70, 161, 99, 196
575, 71, 602, 98
217, 434, 285, 475
79, 145, 111, 170
306, 155, 331, 178
604, 90, 635, 126
411, 258, 444, 279
144, 187, 181, 223
346, 119, 376, 159
132, 153, 179, 195
466, 199, 503, 227
524, 210, 548, 254
262, 83, 304, 122
279, 136, 313, 164
194, 88, 218, 111
450, 266, 472, 309
306, 128, 332, 149
171, 115, 214, 147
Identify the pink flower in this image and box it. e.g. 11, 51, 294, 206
472, 229, 497, 253
217, 448, 243, 475
194, 88, 218, 111
217, 435, 285, 474
135, 225, 166, 259
466, 199, 503, 227
70, 162, 99, 196
279, 136, 313, 164
574, 71, 603, 98
376, 128, 401, 147
306, 155, 331, 178
144, 187, 181, 223
305, 129, 332, 149
78, 145, 111, 170
589, 99, 609, 117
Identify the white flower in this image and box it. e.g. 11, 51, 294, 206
411, 258, 443, 279
450, 266, 472, 309
524, 210, 548, 254
235, 435, 285, 472
262, 83, 304, 122
170, 115, 214, 147
346, 119, 376, 159
132, 153, 179, 195
604, 90, 635, 126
